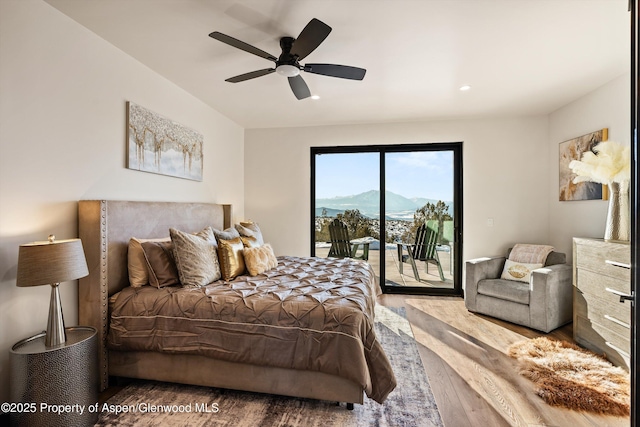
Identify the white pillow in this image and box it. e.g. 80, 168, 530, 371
500, 259, 543, 283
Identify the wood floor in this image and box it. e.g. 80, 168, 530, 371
377, 294, 630, 427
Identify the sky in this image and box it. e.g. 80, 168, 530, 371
315, 150, 454, 202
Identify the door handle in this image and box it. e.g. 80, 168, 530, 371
606, 287, 635, 304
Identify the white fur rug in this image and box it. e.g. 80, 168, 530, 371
508, 337, 630, 416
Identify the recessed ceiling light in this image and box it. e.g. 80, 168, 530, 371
311, 95, 320, 100
459, 85, 471, 91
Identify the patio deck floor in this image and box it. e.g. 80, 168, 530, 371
315, 245, 455, 289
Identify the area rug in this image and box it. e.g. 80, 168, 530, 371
95, 306, 443, 426
508, 336, 630, 416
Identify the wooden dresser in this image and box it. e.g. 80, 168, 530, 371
573, 237, 631, 369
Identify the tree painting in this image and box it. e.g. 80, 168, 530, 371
126, 102, 203, 181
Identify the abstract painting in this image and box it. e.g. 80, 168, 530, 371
559, 128, 608, 201
127, 102, 203, 181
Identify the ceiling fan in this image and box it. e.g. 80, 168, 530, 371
209, 18, 366, 100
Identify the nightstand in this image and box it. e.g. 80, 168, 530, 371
10, 326, 99, 427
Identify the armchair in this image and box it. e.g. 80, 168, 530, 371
464, 249, 572, 333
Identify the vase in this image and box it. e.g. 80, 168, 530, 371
604, 180, 630, 241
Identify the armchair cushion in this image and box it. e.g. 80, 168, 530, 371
477, 278, 530, 304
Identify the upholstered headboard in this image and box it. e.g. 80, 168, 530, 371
78, 200, 232, 390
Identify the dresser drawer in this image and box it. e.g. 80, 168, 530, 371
575, 268, 631, 296
574, 240, 630, 281
574, 288, 631, 338
574, 315, 630, 369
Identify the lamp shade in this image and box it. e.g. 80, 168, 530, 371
16, 237, 89, 287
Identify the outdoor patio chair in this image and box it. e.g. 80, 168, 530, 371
327, 219, 369, 260
397, 220, 445, 281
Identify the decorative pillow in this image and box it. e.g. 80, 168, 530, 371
141, 241, 180, 288
244, 243, 278, 276
128, 237, 170, 287
170, 227, 221, 288
240, 236, 260, 248
235, 221, 264, 246
212, 227, 240, 244
500, 259, 543, 283
218, 237, 246, 281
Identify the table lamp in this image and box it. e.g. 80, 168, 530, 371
16, 235, 89, 347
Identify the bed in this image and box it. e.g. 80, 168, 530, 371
78, 200, 396, 408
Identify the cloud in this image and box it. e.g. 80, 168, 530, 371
391, 151, 451, 171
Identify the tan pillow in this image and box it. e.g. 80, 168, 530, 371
128, 237, 170, 287
218, 237, 246, 281
170, 227, 221, 288
244, 243, 278, 276
500, 259, 543, 283
141, 241, 180, 288
240, 236, 260, 248
235, 221, 264, 246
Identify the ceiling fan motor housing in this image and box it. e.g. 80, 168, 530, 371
276, 37, 301, 76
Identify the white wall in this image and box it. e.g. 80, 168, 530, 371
0, 0, 244, 402
548, 73, 631, 255
245, 116, 551, 263
245, 74, 630, 274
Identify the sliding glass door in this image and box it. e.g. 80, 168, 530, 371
311, 143, 462, 295
313, 152, 381, 263
384, 150, 456, 290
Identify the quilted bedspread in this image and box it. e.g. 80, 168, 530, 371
108, 256, 396, 403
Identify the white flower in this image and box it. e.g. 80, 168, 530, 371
568, 141, 630, 185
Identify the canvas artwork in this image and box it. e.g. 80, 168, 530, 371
558, 128, 608, 201
127, 102, 203, 181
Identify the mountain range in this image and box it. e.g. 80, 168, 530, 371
316, 190, 453, 219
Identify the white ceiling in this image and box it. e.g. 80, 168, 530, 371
45, 0, 630, 129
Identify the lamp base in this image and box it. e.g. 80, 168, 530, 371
45, 283, 66, 347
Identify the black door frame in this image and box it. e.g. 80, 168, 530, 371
310, 142, 463, 296
629, 1, 638, 425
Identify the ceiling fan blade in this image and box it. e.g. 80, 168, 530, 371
209, 31, 277, 62
304, 64, 366, 80
290, 18, 331, 60
288, 75, 311, 100
225, 68, 275, 83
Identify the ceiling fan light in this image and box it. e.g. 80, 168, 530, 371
276, 64, 300, 77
